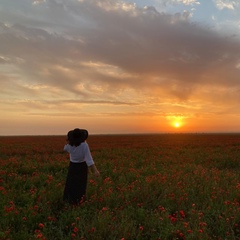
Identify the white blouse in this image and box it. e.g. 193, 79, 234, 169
63, 142, 94, 167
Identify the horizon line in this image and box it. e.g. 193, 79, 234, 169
1, 131, 240, 137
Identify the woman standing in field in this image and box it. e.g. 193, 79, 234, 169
63, 128, 100, 205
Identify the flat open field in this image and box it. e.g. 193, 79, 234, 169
1, 134, 240, 240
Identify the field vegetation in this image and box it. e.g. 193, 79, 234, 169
1, 134, 240, 239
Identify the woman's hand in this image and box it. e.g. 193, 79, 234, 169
89, 164, 100, 177
94, 170, 100, 177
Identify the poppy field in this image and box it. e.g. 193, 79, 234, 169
1, 133, 240, 240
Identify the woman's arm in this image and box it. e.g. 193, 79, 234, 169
63, 143, 70, 151
89, 164, 100, 177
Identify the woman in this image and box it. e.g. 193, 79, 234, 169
63, 128, 100, 204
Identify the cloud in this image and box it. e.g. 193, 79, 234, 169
163, 0, 200, 6
213, 0, 240, 10
0, 0, 240, 118
0, 56, 9, 63
32, 0, 46, 5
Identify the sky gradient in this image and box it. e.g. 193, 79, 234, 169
1, 0, 240, 135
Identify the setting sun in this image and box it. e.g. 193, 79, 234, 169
174, 122, 180, 128
167, 115, 184, 131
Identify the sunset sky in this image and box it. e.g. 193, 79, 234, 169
1, 0, 240, 135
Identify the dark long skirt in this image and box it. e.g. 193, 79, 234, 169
63, 161, 88, 205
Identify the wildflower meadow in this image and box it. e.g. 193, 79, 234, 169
1, 133, 240, 240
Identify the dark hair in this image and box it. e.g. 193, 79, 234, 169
67, 128, 88, 147
67, 130, 74, 146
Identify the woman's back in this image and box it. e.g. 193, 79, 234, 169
64, 142, 94, 166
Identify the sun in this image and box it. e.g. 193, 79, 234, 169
172, 119, 183, 129
167, 115, 185, 130
174, 122, 180, 128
